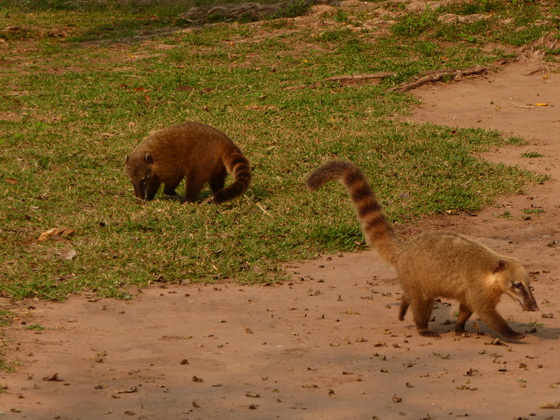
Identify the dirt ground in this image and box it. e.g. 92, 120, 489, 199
2, 53, 560, 420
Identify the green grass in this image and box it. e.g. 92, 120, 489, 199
23, 324, 46, 331
398, 0, 560, 48
522, 208, 545, 215
0, 0, 555, 304
521, 151, 545, 158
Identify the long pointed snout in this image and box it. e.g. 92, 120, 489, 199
133, 183, 146, 200
522, 292, 539, 312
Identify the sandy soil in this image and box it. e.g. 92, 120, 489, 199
1, 58, 560, 420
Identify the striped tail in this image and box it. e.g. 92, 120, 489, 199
213, 151, 252, 204
306, 160, 398, 265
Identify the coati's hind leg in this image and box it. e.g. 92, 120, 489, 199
209, 173, 226, 194
455, 303, 473, 335
399, 292, 410, 321
185, 172, 205, 203
410, 296, 439, 337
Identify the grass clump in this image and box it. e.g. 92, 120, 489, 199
521, 151, 545, 158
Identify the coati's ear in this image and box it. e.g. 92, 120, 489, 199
144, 153, 153, 164
125, 155, 129, 163
494, 259, 508, 273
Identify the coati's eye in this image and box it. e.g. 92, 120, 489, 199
513, 282, 523, 289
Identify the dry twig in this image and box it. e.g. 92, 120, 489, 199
388, 65, 488, 93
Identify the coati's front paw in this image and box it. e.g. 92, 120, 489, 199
503, 330, 525, 340
454, 324, 472, 336
454, 327, 466, 336
418, 329, 440, 338
168, 194, 184, 202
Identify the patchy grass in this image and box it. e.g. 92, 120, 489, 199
0, 0, 554, 302
521, 151, 545, 158
397, 0, 560, 48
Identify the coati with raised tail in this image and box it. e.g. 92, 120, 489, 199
125, 122, 251, 204
306, 160, 539, 340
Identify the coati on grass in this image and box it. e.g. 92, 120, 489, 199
306, 160, 539, 340
125, 122, 251, 204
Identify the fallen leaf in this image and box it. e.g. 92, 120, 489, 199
61, 249, 77, 261
541, 402, 560, 409
465, 368, 479, 376
341, 309, 360, 315
42, 373, 63, 382
38, 228, 59, 241
456, 385, 478, 391
246, 392, 260, 398
486, 338, 507, 346
535, 102, 549, 106
38, 227, 75, 241
114, 386, 138, 394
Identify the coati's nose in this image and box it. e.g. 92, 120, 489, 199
523, 298, 539, 312
527, 302, 539, 312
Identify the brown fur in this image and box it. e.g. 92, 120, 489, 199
306, 160, 539, 340
125, 122, 251, 204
